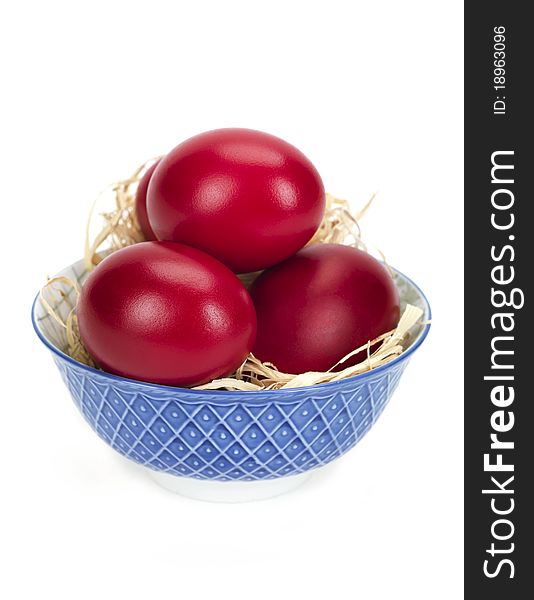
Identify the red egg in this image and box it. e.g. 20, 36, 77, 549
147, 128, 325, 273
135, 161, 159, 241
77, 241, 256, 386
250, 244, 400, 374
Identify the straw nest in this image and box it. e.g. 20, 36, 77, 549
42, 160, 424, 391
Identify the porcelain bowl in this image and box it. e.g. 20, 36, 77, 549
32, 258, 430, 500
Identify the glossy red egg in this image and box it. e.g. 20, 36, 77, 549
250, 244, 400, 374
147, 128, 325, 273
134, 161, 159, 241
77, 241, 257, 386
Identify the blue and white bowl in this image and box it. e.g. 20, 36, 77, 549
32, 258, 430, 501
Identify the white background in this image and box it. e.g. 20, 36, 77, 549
1, 1, 463, 599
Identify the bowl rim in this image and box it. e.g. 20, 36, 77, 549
31, 265, 431, 401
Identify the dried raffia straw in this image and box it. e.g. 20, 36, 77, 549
84, 157, 161, 271
40, 158, 426, 391
39, 276, 97, 368
194, 304, 423, 391
307, 192, 372, 250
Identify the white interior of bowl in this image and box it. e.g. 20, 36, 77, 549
34, 258, 430, 365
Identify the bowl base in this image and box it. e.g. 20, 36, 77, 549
149, 470, 313, 503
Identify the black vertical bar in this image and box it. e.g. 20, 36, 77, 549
465, 2, 533, 598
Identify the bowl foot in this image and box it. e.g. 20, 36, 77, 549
148, 470, 313, 503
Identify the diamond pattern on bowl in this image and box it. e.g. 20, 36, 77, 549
50, 354, 410, 481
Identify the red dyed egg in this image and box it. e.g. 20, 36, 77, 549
250, 244, 400, 374
134, 161, 159, 241
147, 128, 325, 273
77, 241, 256, 386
